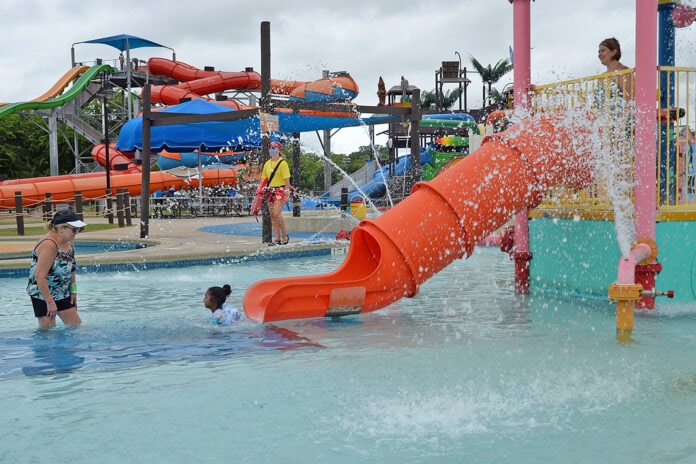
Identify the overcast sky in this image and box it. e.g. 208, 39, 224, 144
1, 0, 695, 154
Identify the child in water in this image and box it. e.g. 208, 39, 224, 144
204, 284, 241, 325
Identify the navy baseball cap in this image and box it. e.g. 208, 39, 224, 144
51, 210, 87, 228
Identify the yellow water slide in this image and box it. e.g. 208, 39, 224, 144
0, 65, 90, 107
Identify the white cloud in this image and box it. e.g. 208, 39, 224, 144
1, 0, 695, 154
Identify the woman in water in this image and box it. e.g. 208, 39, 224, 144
26, 209, 87, 329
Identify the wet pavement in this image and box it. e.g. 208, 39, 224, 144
0, 211, 355, 275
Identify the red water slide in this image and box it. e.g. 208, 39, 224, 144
242, 112, 597, 322
91, 142, 142, 173
147, 58, 358, 108
0, 169, 239, 209
148, 57, 262, 108
0, 142, 139, 189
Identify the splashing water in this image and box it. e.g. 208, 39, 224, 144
592, 86, 636, 258
354, 118, 396, 209
307, 212, 361, 243
295, 136, 383, 216
500, 100, 635, 259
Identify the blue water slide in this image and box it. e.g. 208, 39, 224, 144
156, 151, 247, 171
321, 147, 431, 205
421, 112, 475, 122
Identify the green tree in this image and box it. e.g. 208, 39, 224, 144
469, 56, 513, 107
0, 114, 88, 180
420, 87, 463, 111
285, 151, 325, 193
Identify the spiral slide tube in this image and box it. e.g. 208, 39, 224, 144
148, 57, 261, 109
243, 112, 597, 322
147, 58, 358, 110
0, 169, 240, 209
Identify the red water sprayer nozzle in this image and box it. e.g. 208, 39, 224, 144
640, 288, 675, 299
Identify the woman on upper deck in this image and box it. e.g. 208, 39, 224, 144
598, 37, 633, 101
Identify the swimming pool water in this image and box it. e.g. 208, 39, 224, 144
74, 240, 149, 254
0, 240, 148, 262
1, 248, 696, 463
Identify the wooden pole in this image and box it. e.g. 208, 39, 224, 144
43, 193, 53, 223
260, 21, 273, 244
105, 188, 114, 224
116, 189, 125, 228
123, 189, 133, 226
292, 133, 301, 217
14, 192, 24, 236
74, 191, 83, 220
140, 84, 152, 238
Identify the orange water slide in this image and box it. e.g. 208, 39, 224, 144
148, 57, 260, 108
147, 57, 320, 97
0, 169, 239, 209
147, 58, 358, 113
0, 66, 90, 107
242, 112, 597, 322
0, 143, 141, 188
91, 143, 142, 173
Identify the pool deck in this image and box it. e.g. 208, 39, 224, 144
0, 211, 354, 274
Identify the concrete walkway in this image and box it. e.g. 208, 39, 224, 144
0, 210, 356, 273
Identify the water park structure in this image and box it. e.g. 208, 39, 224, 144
1, 2, 695, 342
3, 5, 696, 461
0, 41, 371, 209
241, 0, 696, 341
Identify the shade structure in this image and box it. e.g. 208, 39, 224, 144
116, 99, 394, 153
76, 34, 168, 52
277, 112, 391, 133
115, 99, 262, 153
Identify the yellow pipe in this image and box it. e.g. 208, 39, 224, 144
608, 238, 658, 341
608, 283, 642, 342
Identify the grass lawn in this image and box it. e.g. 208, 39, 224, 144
0, 222, 122, 237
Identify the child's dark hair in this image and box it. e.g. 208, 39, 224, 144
207, 284, 232, 309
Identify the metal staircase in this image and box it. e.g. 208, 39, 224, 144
324, 159, 379, 198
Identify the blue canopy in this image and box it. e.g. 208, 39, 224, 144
76, 34, 169, 52
116, 99, 394, 153
116, 99, 262, 152
277, 112, 391, 133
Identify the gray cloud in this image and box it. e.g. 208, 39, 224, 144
1, 0, 694, 152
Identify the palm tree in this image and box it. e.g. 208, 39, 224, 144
419, 87, 462, 110
469, 56, 513, 107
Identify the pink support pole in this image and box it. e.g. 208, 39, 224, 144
510, 0, 532, 293
634, 0, 658, 241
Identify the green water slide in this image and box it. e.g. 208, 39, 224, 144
0, 65, 114, 119
419, 119, 480, 132
422, 148, 467, 181
420, 122, 479, 181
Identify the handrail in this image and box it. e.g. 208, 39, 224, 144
530, 66, 696, 215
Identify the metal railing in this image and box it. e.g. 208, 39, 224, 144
150, 196, 250, 218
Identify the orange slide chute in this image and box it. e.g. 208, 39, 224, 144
147, 58, 359, 116
0, 169, 239, 209
0, 65, 90, 107
91, 143, 142, 174
148, 57, 260, 109
1, 143, 142, 189
243, 112, 597, 322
